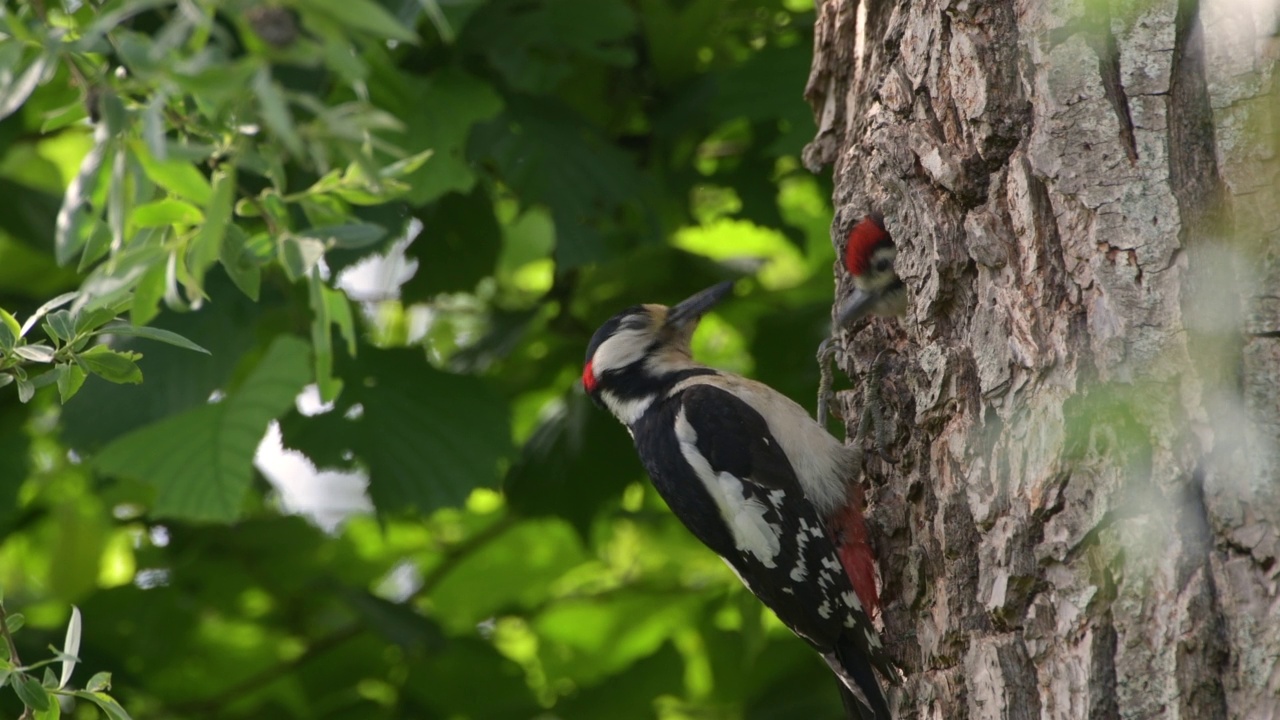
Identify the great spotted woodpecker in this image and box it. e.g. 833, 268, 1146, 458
838, 212, 907, 326
583, 282, 896, 719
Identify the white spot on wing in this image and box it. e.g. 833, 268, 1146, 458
676, 407, 782, 568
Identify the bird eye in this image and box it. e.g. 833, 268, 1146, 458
874, 258, 892, 272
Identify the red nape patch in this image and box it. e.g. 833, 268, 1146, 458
582, 359, 597, 393
830, 484, 880, 616
842, 213, 890, 277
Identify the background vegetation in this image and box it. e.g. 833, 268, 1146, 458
0, 0, 854, 717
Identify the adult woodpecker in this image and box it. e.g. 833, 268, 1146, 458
838, 212, 907, 327
583, 282, 896, 719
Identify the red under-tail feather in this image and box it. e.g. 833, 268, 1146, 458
830, 483, 879, 617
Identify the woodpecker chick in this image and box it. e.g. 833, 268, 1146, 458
584, 282, 895, 720
817, 212, 909, 426
839, 212, 907, 327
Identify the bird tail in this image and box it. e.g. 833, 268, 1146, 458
823, 640, 892, 720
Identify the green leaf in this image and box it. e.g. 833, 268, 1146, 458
77, 346, 143, 384
15, 674, 51, 711
467, 0, 635, 92
281, 349, 511, 513
307, 269, 350, 403
281, 236, 326, 282
4, 612, 24, 633
368, 66, 502, 205
309, 0, 420, 43
471, 95, 645, 267
106, 139, 128, 255
16, 378, 34, 403
251, 67, 302, 156
68, 690, 133, 720
378, 148, 434, 179
129, 259, 167, 327
131, 142, 213, 205
44, 310, 76, 343
302, 222, 387, 250
57, 364, 87, 403
0, 48, 55, 122
85, 672, 111, 692
34, 696, 60, 720
96, 336, 310, 522
20, 293, 77, 337
14, 344, 56, 363
219, 225, 261, 301
189, 167, 235, 282
54, 128, 111, 266
402, 189, 501, 299
97, 321, 210, 355
130, 198, 204, 228
59, 606, 81, 690
0, 316, 17, 353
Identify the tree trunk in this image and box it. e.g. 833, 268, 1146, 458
806, 0, 1280, 717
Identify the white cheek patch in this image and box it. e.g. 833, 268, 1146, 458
591, 328, 651, 375
675, 407, 782, 568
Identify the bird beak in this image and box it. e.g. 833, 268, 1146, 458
667, 281, 734, 329
837, 288, 879, 327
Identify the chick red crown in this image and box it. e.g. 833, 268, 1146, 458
842, 212, 891, 277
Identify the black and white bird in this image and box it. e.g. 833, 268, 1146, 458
582, 281, 896, 719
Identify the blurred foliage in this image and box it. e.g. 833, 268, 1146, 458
0, 0, 848, 717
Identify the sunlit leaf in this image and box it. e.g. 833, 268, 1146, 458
131, 198, 204, 228
59, 606, 81, 689
0, 48, 54, 121
131, 142, 213, 205
54, 127, 111, 266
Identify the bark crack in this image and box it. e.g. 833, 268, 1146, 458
1084, 12, 1139, 164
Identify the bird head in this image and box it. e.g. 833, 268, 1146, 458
839, 212, 907, 326
583, 281, 733, 423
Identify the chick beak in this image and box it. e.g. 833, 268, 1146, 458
837, 287, 880, 327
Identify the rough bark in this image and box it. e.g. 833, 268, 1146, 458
807, 0, 1280, 717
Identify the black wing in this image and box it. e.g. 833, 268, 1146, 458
633, 382, 893, 717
